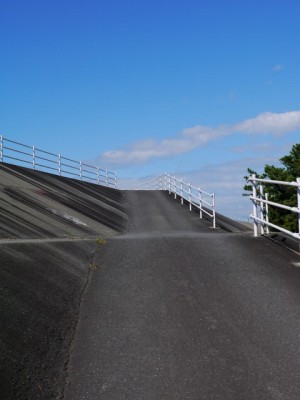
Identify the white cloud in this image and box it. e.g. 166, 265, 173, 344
99, 111, 300, 167
232, 111, 300, 135
231, 141, 293, 156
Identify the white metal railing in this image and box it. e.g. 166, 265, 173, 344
126, 175, 166, 190
127, 173, 216, 228
248, 174, 300, 240
0, 135, 117, 188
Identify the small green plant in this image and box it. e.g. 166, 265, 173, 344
95, 237, 107, 246
89, 263, 98, 270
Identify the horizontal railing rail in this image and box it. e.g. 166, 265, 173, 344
126, 175, 165, 190
126, 173, 216, 228
247, 174, 300, 240
0, 135, 117, 188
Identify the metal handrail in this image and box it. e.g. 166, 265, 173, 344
127, 176, 164, 190
250, 195, 299, 213
35, 163, 57, 172
247, 174, 300, 239
35, 147, 57, 157
5, 155, 32, 164
250, 177, 299, 187
171, 176, 213, 197
166, 173, 216, 226
4, 139, 32, 148
249, 214, 300, 239
35, 155, 57, 164
81, 162, 97, 170
125, 173, 216, 228
0, 135, 117, 188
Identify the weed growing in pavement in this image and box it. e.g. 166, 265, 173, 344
88, 238, 107, 271
95, 237, 107, 246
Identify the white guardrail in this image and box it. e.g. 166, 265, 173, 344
0, 135, 117, 187
248, 174, 300, 240
127, 173, 216, 228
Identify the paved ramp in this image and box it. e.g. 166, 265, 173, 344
65, 191, 300, 400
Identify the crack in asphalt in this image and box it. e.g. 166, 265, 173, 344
62, 239, 109, 400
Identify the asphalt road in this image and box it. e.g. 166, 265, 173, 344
64, 190, 300, 400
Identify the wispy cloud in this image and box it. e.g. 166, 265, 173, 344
231, 141, 292, 156
99, 111, 300, 167
273, 64, 285, 72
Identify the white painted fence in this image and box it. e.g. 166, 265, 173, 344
127, 173, 216, 228
248, 174, 300, 240
0, 135, 117, 187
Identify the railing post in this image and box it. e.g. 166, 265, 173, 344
174, 176, 177, 199
251, 174, 258, 237
105, 170, 108, 187
58, 154, 61, 176
168, 174, 171, 194
189, 182, 192, 211
259, 184, 265, 235
0, 135, 3, 162
158, 176, 162, 190
265, 192, 270, 234
199, 187, 203, 218
164, 173, 167, 191
114, 173, 117, 188
181, 179, 183, 205
79, 161, 82, 180
96, 167, 100, 184
212, 193, 216, 228
297, 178, 300, 238
32, 145, 35, 170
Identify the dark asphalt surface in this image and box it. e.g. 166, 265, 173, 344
65, 191, 300, 400
0, 239, 96, 399
0, 164, 128, 399
0, 162, 127, 239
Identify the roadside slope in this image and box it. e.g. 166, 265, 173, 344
0, 239, 97, 399
0, 163, 128, 399
0, 162, 128, 239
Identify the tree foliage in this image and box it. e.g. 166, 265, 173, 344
244, 143, 300, 233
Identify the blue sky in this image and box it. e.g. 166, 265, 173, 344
1, 0, 300, 219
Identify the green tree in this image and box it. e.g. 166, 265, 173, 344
244, 143, 300, 232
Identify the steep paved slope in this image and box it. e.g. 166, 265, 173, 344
0, 162, 127, 239
65, 191, 300, 400
0, 239, 96, 399
0, 163, 128, 399
2, 169, 299, 400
